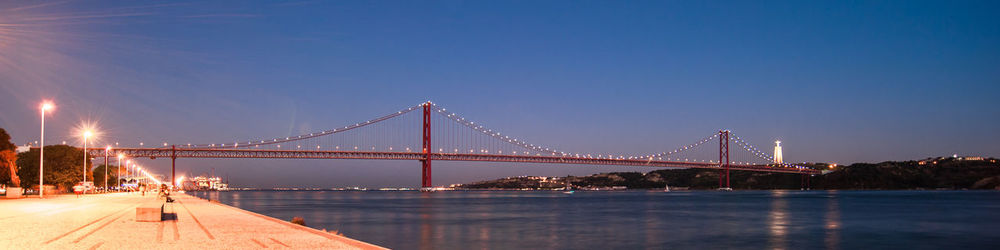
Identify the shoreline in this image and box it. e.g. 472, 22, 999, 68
183, 193, 385, 249
182, 188, 999, 192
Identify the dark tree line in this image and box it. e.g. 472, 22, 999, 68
0, 128, 20, 187
14, 145, 93, 190
460, 158, 1000, 190
0, 127, 137, 191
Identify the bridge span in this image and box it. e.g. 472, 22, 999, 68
81, 102, 820, 190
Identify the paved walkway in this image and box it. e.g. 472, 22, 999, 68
0, 192, 386, 249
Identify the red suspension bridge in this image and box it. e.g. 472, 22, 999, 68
88, 102, 819, 190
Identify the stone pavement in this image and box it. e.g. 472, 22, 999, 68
0, 192, 386, 249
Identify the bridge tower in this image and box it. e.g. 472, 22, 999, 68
421, 101, 432, 190
719, 130, 730, 190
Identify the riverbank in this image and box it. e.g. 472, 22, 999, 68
456, 157, 1000, 190
0, 192, 385, 249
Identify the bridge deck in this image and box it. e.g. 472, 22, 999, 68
87, 148, 821, 174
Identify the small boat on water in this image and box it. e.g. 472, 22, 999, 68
563, 179, 574, 194
717, 187, 733, 191
663, 183, 670, 192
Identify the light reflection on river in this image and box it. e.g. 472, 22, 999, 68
189, 190, 1000, 250
825, 192, 840, 250
769, 191, 788, 250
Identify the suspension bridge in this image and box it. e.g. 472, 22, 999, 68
88, 102, 820, 190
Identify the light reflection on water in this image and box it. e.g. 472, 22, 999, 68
825, 191, 841, 250
769, 190, 788, 250
188, 190, 1000, 250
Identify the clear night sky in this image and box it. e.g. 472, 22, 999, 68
1, 1, 998, 188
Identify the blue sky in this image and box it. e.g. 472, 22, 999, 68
1, 1, 998, 187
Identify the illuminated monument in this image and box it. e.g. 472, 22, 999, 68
774, 141, 783, 164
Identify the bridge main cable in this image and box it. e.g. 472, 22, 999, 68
180, 103, 425, 149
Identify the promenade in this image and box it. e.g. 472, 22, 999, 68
0, 192, 386, 249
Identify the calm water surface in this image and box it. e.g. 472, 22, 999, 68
188, 190, 1000, 249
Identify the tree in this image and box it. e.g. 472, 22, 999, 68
0, 128, 19, 187
16, 145, 92, 190
92, 164, 125, 188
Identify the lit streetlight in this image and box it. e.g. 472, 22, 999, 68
175, 175, 185, 189
39, 101, 54, 198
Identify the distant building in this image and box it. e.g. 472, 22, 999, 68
917, 156, 992, 165
191, 176, 228, 190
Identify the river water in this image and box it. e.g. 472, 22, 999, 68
188, 190, 1000, 249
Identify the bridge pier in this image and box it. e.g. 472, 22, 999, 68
801, 174, 811, 190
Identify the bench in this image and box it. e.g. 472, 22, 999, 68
136, 203, 164, 222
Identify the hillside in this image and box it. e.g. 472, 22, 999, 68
454, 157, 1000, 190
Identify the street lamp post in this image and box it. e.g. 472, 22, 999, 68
126, 160, 132, 191
83, 131, 91, 194
39, 102, 53, 198
137, 166, 142, 189
117, 154, 123, 191
131, 163, 136, 190
104, 146, 110, 192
